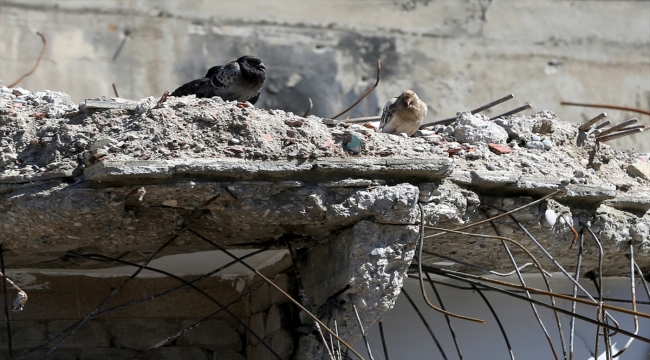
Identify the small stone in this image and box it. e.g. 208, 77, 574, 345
525, 141, 545, 150
499, 225, 514, 235
543, 209, 557, 227
541, 138, 553, 149
230, 138, 241, 144
486, 164, 496, 171
488, 143, 514, 154
193, 144, 204, 152
531, 134, 541, 141
12, 87, 31, 96
627, 162, 650, 181
162, 199, 178, 207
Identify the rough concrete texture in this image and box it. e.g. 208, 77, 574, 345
297, 220, 418, 359
1, 86, 650, 358
1, 1, 649, 153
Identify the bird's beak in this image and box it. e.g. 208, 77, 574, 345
406, 99, 412, 106
259, 62, 266, 69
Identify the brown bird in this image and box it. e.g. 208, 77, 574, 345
379, 90, 427, 136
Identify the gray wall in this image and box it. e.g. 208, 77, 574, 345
1, 0, 649, 150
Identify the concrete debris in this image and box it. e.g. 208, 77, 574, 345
1, 86, 650, 358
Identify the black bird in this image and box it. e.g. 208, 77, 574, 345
171, 55, 266, 104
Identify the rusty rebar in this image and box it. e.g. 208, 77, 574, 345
569, 230, 584, 360
18, 201, 216, 360
596, 118, 639, 138
112, 83, 119, 98
187, 228, 366, 360
153, 91, 170, 109
417, 204, 485, 323
424, 272, 463, 360
424, 190, 563, 239
286, 241, 334, 360
581, 224, 609, 360
344, 116, 381, 124
508, 215, 567, 360
490, 103, 533, 120
401, 287, 448, 360
8, 32, 47, 88
596, 128, 644, 142
426, 267, 650, 343
378, 321, 389, 360
331, 59, 381, 119
579, 112, 608, 131
612, 242, 638, 358
75, 253, 282, 360
349, 295, 375, 360
471, 283, 516, 360
420, 93, 516, 128
423, 249, 549, 278
561, 101, 650, 117
303, 97, 313, 117
1, 245, 13, 360
487, 212, 560, 360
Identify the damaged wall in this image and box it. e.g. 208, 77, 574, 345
0, 84, 649, 359
1, 0, 649, 151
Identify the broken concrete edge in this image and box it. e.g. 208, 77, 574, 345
73, 159, 647, 210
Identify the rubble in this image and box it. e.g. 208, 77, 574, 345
1, 86, 649, 359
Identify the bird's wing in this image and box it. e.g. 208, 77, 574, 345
170, 78, 214, 98
171, 65, 223, 98
379, 97, 398, 130
247, 92, 261, 105
211, 62, 240, 89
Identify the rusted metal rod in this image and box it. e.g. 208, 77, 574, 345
597, 128, 644, 142
187, 229, 366, 360
331, 60, 381, 119
579, 112, 607, 131
561, 101, 650, 117
420, 93, 516, 128
490, 103, 532, 120
597, 118, 638, 138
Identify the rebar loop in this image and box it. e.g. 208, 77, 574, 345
569, 230, 584, 360
581, 224, 611, 360
424, 272, 464, 360
470, 283, 516, 360
21, 206, 215, 360
68, 252, 283, 360
401, 287, 448, 360
424, 190, 564, 239
424, 267, 650, 343
417, 204, 486, 323
507, 215, 567, 359
187, 228, 366, 360
486, 212, 561, 360
612, 242, 639, 358
286, 241, 334, 360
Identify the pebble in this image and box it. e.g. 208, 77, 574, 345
541, 138, 553, 149
12, 87, 30, 96
486, 164, 496, 171
543, 209, 557, 227
162, 199, 178, 207
531, 134, 541, 141
525, 141, 545, 150
229, 138, 241, 144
